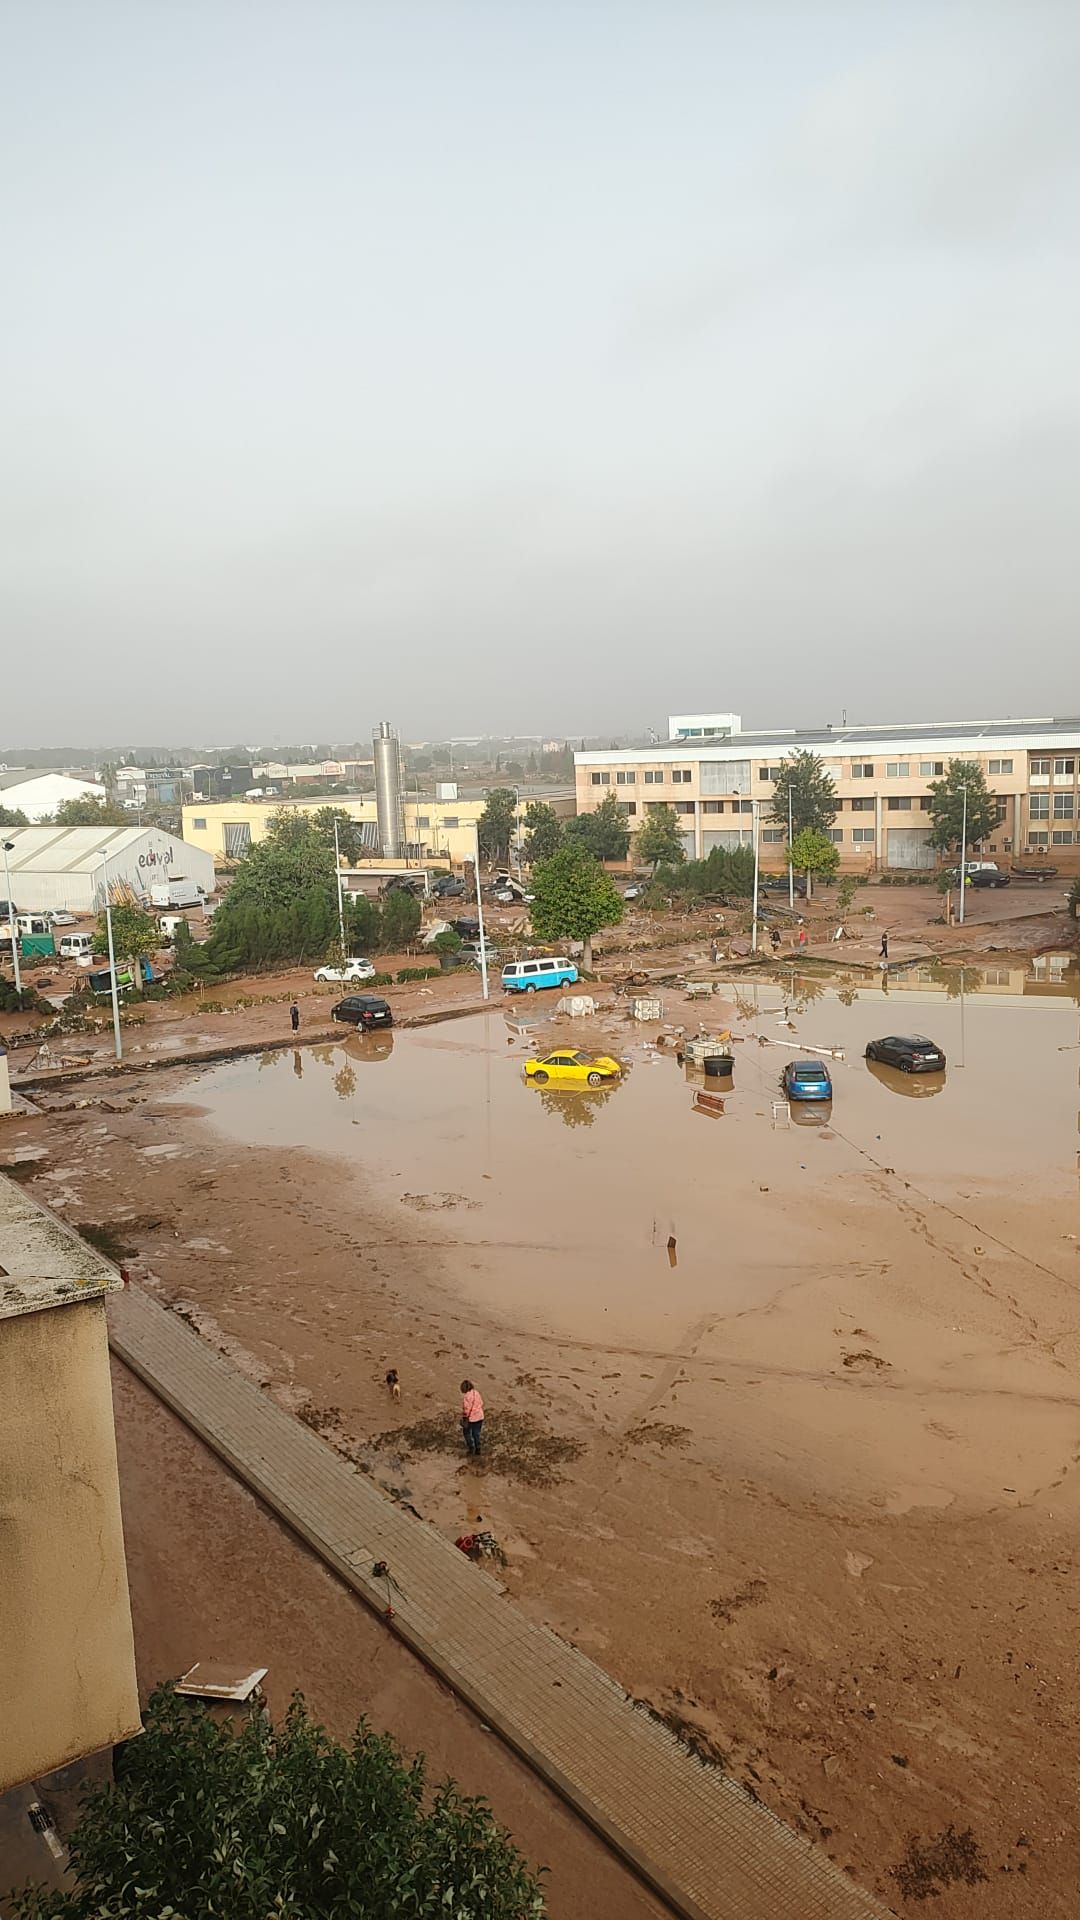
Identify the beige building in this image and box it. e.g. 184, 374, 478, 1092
575, 718, 1080, 872
182, 789, 575, 868
0, 1178, 141, 1793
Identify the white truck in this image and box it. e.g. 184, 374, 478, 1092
150, 879, 204, 910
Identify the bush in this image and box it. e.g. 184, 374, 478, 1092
0, 978, 53, 1015
396, 965, 441, 982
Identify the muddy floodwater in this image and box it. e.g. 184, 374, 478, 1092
172, 972, 1080, 1348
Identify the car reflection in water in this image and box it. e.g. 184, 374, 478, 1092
789, 1098, 833, 1127
343, 1029, 395, 1065
865, 1057, 945, 1098
527, 1077, 625, 1128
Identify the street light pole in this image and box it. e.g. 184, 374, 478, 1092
2, 841, 22, 995
100, 852, 123, 1061
333, 820, 346, 956
958, 782, 968, 927
787, 783, 794, 911
751, 799, 761, 953
472, 824, 490, 1001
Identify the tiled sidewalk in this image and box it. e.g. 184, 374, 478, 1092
109, 1284, 892, 1920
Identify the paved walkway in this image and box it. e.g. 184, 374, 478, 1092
109, 1284, 892, 1920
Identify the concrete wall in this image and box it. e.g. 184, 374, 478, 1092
183, 794, 576, 868
0, 1299, 141, 1790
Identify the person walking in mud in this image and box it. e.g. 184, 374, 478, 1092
460, 1378, 484, 1457
769, 926, 781, 954
290, 1002, 300, 1033
879, 931, 889, 965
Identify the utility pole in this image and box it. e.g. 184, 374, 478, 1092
751, 799, 761, 953
333, 820, 346, 955
787, 782, 794, 911
472, 824, 489, 1001
958, 782, 968, 927
2, 841, 22, 994
100, 851, 122, 1062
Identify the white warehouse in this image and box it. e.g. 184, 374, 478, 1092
0, 826, 215, 916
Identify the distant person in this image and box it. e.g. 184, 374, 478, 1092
290, 1003, 300, 1033
460, 1378, 485, 1457
797, 924, 808, 949
879, 932, 889, 962
770, 927, 781, 953
386, 1368, 401, 1402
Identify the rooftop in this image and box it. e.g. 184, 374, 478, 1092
0, 1176, 122, 1322
0, 825, 169, 874
577, 716, 1080, 761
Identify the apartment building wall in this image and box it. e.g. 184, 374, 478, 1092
183, 792, 576, 868
0, 1181, 140, 1793
575, 730, 1080, 871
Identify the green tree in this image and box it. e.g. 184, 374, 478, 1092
12, 1686, 545, 1920
380, 888, 422, 953
529, 843, 624, 968
926, 759, 996, 856
478, 787, 518, 866
787, 826, 840, 898
522, 801, 563, 865
0, 805, 28, 827
346, 893, 382, 953
564, 792, 630, 861
770, 751, 838, 837
188, 813, 340, 973
53, 795, 130, 827
312, 805, 365, 866
93, 901, 159, 982
635, 805, 686, 872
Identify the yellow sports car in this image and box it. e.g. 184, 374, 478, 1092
523, 1049, 622, 1086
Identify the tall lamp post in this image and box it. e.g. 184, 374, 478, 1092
99, 851, 123, 1061
751, 799, 761, 954
333, 820, 347, 956
787, 783, 794, 911
2, 841, 22, 995
958, 781, 968, 927
472, 824, 490, 1001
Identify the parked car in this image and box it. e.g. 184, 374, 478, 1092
524, 1050, 622, 1086
314, 959, 376, 983
431, 875, 465, 897
781, 1059, 833, 1102
460, 938, 499, 964
452, 917, 481, 939
331, 994, 393, 1028
502, 957, 578, 993
59, 932, 95, 960
1010, 863, 1057, 882
494, 887, 535, 904
761, 873, 808, 896
865, 1035, 946, 1072
623, 884, 644, 900
46, 910, 77, 926
967, 869, 1010, 889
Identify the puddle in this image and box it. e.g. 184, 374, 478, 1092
166, 980, 1080, 1343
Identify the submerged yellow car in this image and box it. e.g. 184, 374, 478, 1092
523, 1049, 623, 1086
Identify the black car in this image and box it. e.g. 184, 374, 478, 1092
452, 916, 481, 938
331, 994, 393, 1029
432, 875, 465, 897
760, 873, 808, 896
967, 868, 1010, 888
865, 1034, 945, 1072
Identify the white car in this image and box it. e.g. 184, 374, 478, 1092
47, 910, 78, 926
623, 885, 643, 900
313, 959, 376, 983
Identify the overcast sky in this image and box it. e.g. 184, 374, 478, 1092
3, 1, 1079, 746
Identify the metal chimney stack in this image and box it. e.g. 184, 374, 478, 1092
373, 721, 404, 860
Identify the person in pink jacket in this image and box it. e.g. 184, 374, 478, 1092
460, 1379, 484, 1457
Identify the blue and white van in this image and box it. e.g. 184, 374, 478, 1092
501, 956, 578, 994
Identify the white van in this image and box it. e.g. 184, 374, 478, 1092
59, 933, 95, 960
501, 957, 578, 994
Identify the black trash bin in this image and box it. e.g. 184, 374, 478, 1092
704, 1054, 734, 1078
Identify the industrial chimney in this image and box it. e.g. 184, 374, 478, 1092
372, 722, 404, 860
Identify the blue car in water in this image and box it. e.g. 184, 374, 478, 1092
781, 1058, 833, 1102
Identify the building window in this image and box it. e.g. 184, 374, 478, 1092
615, 771, 635, 786
761, 828, 785, 842
887, 796, 914, 811
989, 758, 1013, 775
919, 796, 932, 811
1029, 794, 1050, 819
192, 815, 207, 830
886, 761, 909, 778
672, 769, 692, 784
223, 822, 252, 858
645, 800, 667, 813
827, 829, 844, 843
590, 771, 609, 786
849, 796, 873, 812
675, 800, 695, 815
1052, 829, 1074, 845
1028, 830, 1049, 845
1030, 757, 1050, 776
850, 763, 874, 778
1054, 757, 1075, 776
702, 800, 723, 813
617, 801, 637, 816
643, 769, 663, 784
920, 760, 944, 777
758, 765, 782, 781
415, 814, 430, 829
992, 799, 1008, 823
442, 815, 459, 829
852, 827, 875, 843
1054, 794, 1074, 818
737, 799, 753, 813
